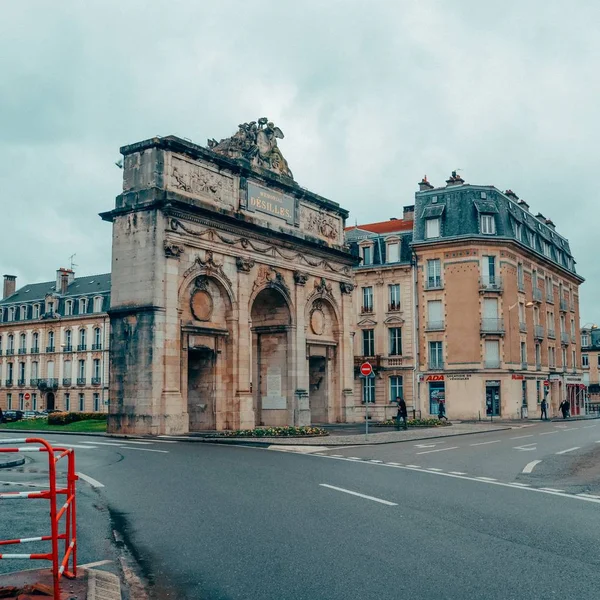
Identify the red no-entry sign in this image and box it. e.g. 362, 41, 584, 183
24, 392, 31, 401
360, 362, 373, 377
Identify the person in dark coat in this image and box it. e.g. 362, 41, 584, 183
560, 400, 569, 419
438, 400, 448, 422
540, 398, 548, 421
396, 397, 408, 430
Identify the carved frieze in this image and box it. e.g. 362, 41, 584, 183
169, 157, 234, 206
294, 271, 309, 286
314, 277, 333, 297
164, 241, 184, 259
182, 251, 232, 291
236, 257, 256, 273
302, 206, 339, 242
340, 281, 354, 295
252, 265, 289, 296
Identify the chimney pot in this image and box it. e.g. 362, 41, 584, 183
446, 171, 465, 186
518, 199, 530, 212
3, 275, 16, 300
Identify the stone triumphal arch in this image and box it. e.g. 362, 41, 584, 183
101, 119, 357, 434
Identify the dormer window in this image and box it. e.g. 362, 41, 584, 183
425, 218, 440, 239
386, 240, 400, 263
93, 296, 103, 313
480, 214, 496, 235
361, 245, 372, 266
514, 222, 522, 242
542, 241, 551, 258
7, 307, 15, 322
20, 305, 27, 320
65, 300, 73, 316
32, 304, 40, 319
79, 298, 88, 314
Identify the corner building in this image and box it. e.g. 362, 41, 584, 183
413, 174, 584, 420
101, 121, 357, 435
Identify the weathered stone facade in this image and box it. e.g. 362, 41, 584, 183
101, 123, 357, 434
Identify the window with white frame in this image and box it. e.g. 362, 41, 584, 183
582, 354, 588, 368
361, 246, 372, 266
542, 241, 551, 257
79, 328, 86, 348
517, 263, 524, 288
48, 331, 55, 349
426, 259, 442, 288
362, 329, 375, 356
388, 284, 400, 310
362, 377, 375, 404
7, 334, 14, 352
93, 393, 100, 412
65, 330, 72, 348
18, 362, 25, 382
7, 393, 12, 410
20, 306, 27, 320
93, 297, 103, 313
79, 298, 88, 314
390, 376, 403, 402
32, 393, 37, 411
362, 287, 373, 312
514, 222, 523, 241
549, 347, 556, 367
65, 393, 70, 411
562, 347, 567, 368
19, 393, 24, 411
31, 361, 38, 380
429, 341, 443, 369
46, 300, 54, 314
93, 359, 101, 379
425, 218, 440, 239
78, 360, 86, 380
535, 344, 541, 366
388, 328, 402, 356
485, 340, 500, 368
94, 327, 101, 348
19, 333, 26, 351
63, 360, 71, 380
65, 300, 73, 316
79, 393, 85, 412
32, 332, 39, 351
581, 333, 590, 347
387, 242, 399, 263
7, 362, 13, 382
7, 307, 14, 322
480, 214, 496, 234
427, 300, 443, 330
32, 304, 40, 319
520, 342, 527, 364
572, 350, 576, 370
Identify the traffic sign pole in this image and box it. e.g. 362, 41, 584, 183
359, 363, 373, 438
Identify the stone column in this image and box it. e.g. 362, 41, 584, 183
235, 259, 254, 430
340, 281, 356, 423
293, 271, 310, 426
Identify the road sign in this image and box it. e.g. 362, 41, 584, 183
24, 392, 31, 401
360, 362, 373, 377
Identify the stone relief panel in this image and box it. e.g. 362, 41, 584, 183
300, 203, 342, 244
168, 154, 236, 208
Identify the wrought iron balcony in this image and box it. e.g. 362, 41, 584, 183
30, 347, 39, 354
426, 320, 445, 331
63, 345, 73, 353
533, 288, 542, 302
29, 378, 39, 386
534, 325, 544, 339
91, 377, 101, 386
5, 349, 14, 356
5, 379, 13, 387
479, 275, 503, 292
561, 332, 570, 345
91, 343, 102, 351
425, 277, 443, 290
62, 378, 72, 386
17, 379, 26, 386
519, 321, 527, 333
38, 379, 58, 390
559, 299, 568, 312
481, 318, 505, 334
18, 348, 26, 355
77, 378, 86, 386
547, 328, 556, 339
77, 344, 87, 351
546, 292, 554, 304
45, 346, 55, 353
387, 303, 401, 312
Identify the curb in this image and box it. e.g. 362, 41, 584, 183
86, 567, 122, 600
0, 454, 25, 469
0, 428, 108, 437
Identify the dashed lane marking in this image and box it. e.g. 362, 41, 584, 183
76, 472, 105, 488
416, 446, 459, 455
319, 484, 398, 506
427, 468, 443, 472
577, 493, 600, 500
539, 431, 558, 435
556, 447, 580, 455
449, 471, 467, 475
405, 464, 421, 468
387, 462, 403, 466
470, 440, 500, 446
540, 488, 565, 493
522, 460, 542, 473
582, 425, 597, 429
511, 435, 534, 440
509, 483, 531, 487
369, 459, 384, 463
476, 477, 497, 482
561, 427, 579, 431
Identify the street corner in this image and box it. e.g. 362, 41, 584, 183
0, 453, 25, 469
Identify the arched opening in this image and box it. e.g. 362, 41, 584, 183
250, 287, 292, 427
46, 393, 55, 411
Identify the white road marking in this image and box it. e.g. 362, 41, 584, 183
470, 440, 500, 446
406, 464, 421, 468
414, 444, 437, 448
46, 444, 99, 450
387, 462, 402, 466
79, 442, 125, 447
511, 435, 534, 440
416, 446, 459, 455
319, 484, 397, 506
329, 455, 344, 458
369, 459, 384, 463
427, 468, 443, 472
509, 482, 531, 487
561, 427, 578, 431
555, 425, 568, 428
514, 444, 537, 451
79, 560, 113, 569
476, 477, 497, 481
522, 460, 542, 473
145, 438, 179, 443
76, 473, 105, 488
114, 441, 153, 445
540, 431, 558, 435
0, 481, 49, 488
577, 493, 600, 500
556, 447, 580, 455
582, 425, 597, 429
347, 457, 362, 460
540, 488, 565, 493
449, 471, 467, 475
313, 456, 600, 505
119, 447, 169, 453
269, 446, 330, 454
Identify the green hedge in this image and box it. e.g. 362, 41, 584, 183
216, 426, 328, 438
48, 412, 108, 425
374, 418, 452, 428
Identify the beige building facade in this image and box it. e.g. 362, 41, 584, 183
581, 326, 600, 408
0, 270, 110, 413
101, 120, 357, 435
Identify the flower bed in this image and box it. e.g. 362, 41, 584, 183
48, 411, 108, 425
212, 426, 329, 438
374, 418, 452, 428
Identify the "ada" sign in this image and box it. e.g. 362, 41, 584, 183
425, 374, 445, 382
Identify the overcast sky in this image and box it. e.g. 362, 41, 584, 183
1, 0, 598, 322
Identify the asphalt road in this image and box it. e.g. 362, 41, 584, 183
1, 422, 599, 599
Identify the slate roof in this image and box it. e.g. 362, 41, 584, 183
345, 219, 413, 267
412, 184, 580, 279
344, 219, 413, 235
0, 273, 111, 306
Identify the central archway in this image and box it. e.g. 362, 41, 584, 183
250, 287, 292, 427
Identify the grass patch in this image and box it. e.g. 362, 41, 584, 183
209, 426, 329, 438
0, 418, 107, 432
374, 418, 452, 428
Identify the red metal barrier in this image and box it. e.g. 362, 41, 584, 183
0, 437, 78, 599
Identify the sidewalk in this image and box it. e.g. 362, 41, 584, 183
0, 453, 24, 469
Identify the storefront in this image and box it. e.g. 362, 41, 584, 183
485, 380, 501, 416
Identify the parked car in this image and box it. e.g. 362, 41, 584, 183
23, 411, 41, 420
2, 410, 24, 423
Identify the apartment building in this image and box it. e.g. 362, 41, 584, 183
345, 207, 415, 420
581, 325, 600, 408
0, 269, 110, 413
413, 173, 584, 420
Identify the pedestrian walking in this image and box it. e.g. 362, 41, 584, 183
438, 399, 448, 422
560, 400, 569, 419
396, 397, 408, 430
0, 406, 3, 423
540, 398, 548, 421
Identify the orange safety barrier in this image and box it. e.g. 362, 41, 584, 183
0, 437, 78, 599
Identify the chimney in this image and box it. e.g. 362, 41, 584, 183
389, 217, 398, 221
505, 189, 519, 201
518, 199, 530, 212
3, 275, 16, 300
446, 170, 465, 186
56, 268, 75, 294
418, 175, 434, 191
545, 219, 556, 230
535, 212, 546, 222
403, 205, 415, 220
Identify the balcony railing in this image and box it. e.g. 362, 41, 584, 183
5, 379, 13, 387
29, 378, 39, 386
353, 355, 381, 369
479, 275, 503, 292
77, 378, 86, 386
428, 360, 444, 370
77, 344, 87, 351
521, 361, 528, 370
426, 320, 445, 331
481, 318, 505, 333
425, 277, 443, 290
536, 362, 542, 371
17, 379, 26, 386
547, 328, 556, 339
91, 343, 102, 351
484, 360, 501, 369
561, 332, 570, 345
381, 357, 403, 368
518, 279, 525, 292
62, 378, 72, 387
534, 325, 544, 339
519, 321, 527, 333
30, 347, 39, 354
38, 379, 58, 389
18, 348, 26, 355
546, 292, 554, 303
46, 346, 55, 353
5, 349, 14, 356
560, 299, 568, 312
571, 334, 576, 343
64, 345, 73, 353
91, 377, 101, 386
533, 288, 542, 302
